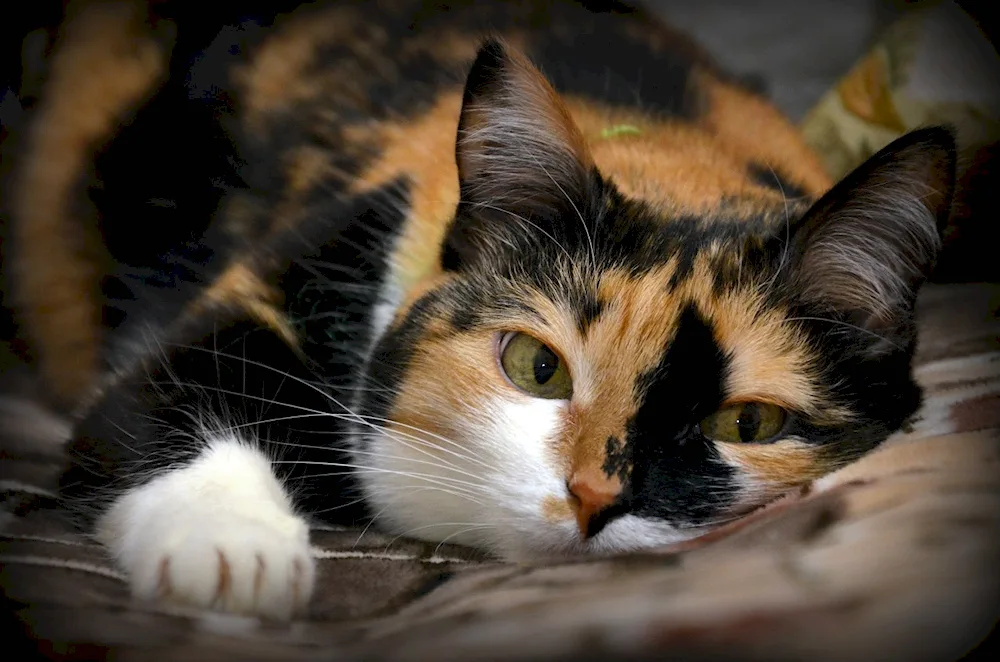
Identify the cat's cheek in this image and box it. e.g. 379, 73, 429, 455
350, 426, 490, 546
483, 397, 569, 500
355, 395, 576, 556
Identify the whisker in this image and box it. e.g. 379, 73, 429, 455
272, 459, 489, 493
534, 156, 596, 269
355, 416, 494, 469
432, 524, 492, 555
299, 476, 489, 509
308, 497, 369, 515
353, 504, 389, 547
161, 388, 494, 471
261, 435, 486, 482
383, 521, 493, 551
374, 483, 489, 508
470, 202, 573, 263
785, 315, 903, 350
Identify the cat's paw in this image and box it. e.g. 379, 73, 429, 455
118, 507, 314, 620
96, 440, 315, 620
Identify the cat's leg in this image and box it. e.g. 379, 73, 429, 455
62, 317, 356, 619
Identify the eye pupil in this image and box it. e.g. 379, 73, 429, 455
700, 401, 787, 444
736, 403, 761, 442
499, 332, 572, 399
533, 345, 559, 384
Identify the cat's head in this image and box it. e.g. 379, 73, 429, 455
353, 40, 956, 559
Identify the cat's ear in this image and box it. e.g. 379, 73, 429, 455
455, 39, 593, 211
788, 127, 956, 330
444, 39, 594, 270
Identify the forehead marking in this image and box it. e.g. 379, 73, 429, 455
534, 253, 846, 483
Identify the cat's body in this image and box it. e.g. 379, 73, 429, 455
1, 0, 955, 620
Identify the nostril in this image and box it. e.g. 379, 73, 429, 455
566, 469, 623, 539
565, 480, 581, 507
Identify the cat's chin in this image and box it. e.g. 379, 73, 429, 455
383, 512, 703, 563
503, 515, 703, 561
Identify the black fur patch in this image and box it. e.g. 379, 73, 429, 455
360, 289, 446, 427
531, 26, 703, 120
62, 316, 367, 528
279, 178, 412, 387
576, 290, 605, 334
625, 304, 735, 526
747, 162, 810, 201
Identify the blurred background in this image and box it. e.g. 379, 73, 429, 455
651, 0, 910, 120
1, 1, 989, 123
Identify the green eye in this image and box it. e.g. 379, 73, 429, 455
499, 332, 573, 400
700, 402, 788, 443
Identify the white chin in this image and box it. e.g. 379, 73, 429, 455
486, 515, 698, 562
364, 496, 698, 562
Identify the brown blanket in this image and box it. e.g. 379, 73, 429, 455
3, 282, 997, 661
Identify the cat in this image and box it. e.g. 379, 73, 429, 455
0, 0, 955, 621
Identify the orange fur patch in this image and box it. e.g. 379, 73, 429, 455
234, 5, 358, 131
184, 263, 299, 350
699, 74, 833, 197
385, 327, 512, 471
350, 92, 465, 290
716, 438, 831, 495
541, 494, 574, 522
9, 0, 172, 407
285, 145, 333, 197
564, 97, 789, 216
682, 256, 852, 424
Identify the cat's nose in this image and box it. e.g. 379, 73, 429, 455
567, 468, 622, 539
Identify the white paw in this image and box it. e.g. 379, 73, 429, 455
96, 438, 316, 620
115, 506, 314, 620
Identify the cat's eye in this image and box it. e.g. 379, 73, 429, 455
700, 401, 788, 443
498, 332, 573, 400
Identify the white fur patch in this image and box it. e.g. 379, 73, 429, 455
369, 251, 406, 347
355, 390, 697, 560
96, 436, 315, 620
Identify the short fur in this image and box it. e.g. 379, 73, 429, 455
0, 0, 956, 619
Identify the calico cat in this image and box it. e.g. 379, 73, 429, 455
1, 0, 955, 620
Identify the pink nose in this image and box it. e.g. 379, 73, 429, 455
567, 468, 621, 538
